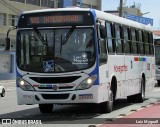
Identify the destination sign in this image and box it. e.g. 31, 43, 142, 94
17, 11, 94, 28
28, 15, 83, 25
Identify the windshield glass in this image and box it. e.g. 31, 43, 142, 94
17, 28, 95, 73
155, 46, 160, 65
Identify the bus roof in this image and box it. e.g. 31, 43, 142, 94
21, 7, 153, 32
94, 9, 152, 32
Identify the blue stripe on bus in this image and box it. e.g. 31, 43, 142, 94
90, 9, 99, 86
142, 58, 146, 61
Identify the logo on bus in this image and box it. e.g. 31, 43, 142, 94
52, 85, 58, 90
72, 53, 88, 65
114, 65, 128, 73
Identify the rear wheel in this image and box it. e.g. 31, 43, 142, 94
99, 90, 113, 113
127, 78, 145, 103
136, 78, 145, 102
1, 88, 5, 97
158, 80, 160, 86
39, 104, 53, 113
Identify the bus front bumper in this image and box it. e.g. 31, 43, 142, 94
17, 84, 109, 105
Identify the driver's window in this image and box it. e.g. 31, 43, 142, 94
97, 23, 107, 65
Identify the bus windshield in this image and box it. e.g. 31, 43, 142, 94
17, 27, 95, 73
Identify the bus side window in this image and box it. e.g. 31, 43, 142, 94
135, 29, 139, 54
145, 32, 150, 55
123, 26, 131, 54
149, 33, 154, 55
115, 24, 123, 54
131, 28, 137, 54
106, 22, 114, 54
138, 30, 144, 55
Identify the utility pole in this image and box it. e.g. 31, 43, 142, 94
119, 0, 123, 17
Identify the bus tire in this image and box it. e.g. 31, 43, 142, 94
136, 78, 145, 103
127, 95, 135, 103
127, 78, 145, 103
39, 104, 53, 113
158, 80, 160, 86
99, 90, 113, 113
1, 88, 5, 97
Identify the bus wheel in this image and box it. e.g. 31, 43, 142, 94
39, 104, 53, 113
136, 78, 145, 103
99, 90, 113, 113
158, 80, 160, 86
127, 78, 145, 103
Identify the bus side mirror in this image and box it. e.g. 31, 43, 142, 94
5, 37, 10, 50
5, 26, 17, 50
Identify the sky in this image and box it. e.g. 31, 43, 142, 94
101, 0, 160, 29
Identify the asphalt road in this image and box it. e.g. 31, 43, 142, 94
0, 81, 160, 127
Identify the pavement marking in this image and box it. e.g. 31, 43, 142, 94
6, 87, 16, 91
152, 88, 160, 92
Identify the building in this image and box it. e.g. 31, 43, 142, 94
104, 3, 153, 26
105, 3, 142, 17
0, 0, 101, 51
0, 0, 101, 80
62, 0, 101, 10
153, 30, 160, 36
0, 0, 50, 51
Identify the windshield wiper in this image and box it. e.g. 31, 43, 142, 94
60, 26, 76, 54
33, 27, 48, 55
62, 26, 76, 45
33, 27, 48, 46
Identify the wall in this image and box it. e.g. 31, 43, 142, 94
0, 51, 16, 80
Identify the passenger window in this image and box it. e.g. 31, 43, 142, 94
149, 33, 154, 55
123, 27, 131, 54
145, 32, 150, 55
106, 22, 114, 53
131, 28, 137, 54
139, 31, 144, 55
135, 30, 139, 54
115, 24, 122, 54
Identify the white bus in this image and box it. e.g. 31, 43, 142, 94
8, 8, 155, 113
154, 34, 160, 86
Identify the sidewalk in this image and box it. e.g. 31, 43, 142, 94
0, 80, 15, 83
98, 102, 160, 127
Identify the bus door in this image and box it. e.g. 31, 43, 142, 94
96, 20, 108, 84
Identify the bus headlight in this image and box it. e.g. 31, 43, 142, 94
76, 75, 97, 90
17, 78, 35, 91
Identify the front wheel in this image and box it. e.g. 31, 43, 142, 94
39, 104, 53, 113
99, 90, 113, 113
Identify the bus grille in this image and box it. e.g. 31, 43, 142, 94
30, 76, 81, 83
38, 86, 74, 89
41, 94, 69, 100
